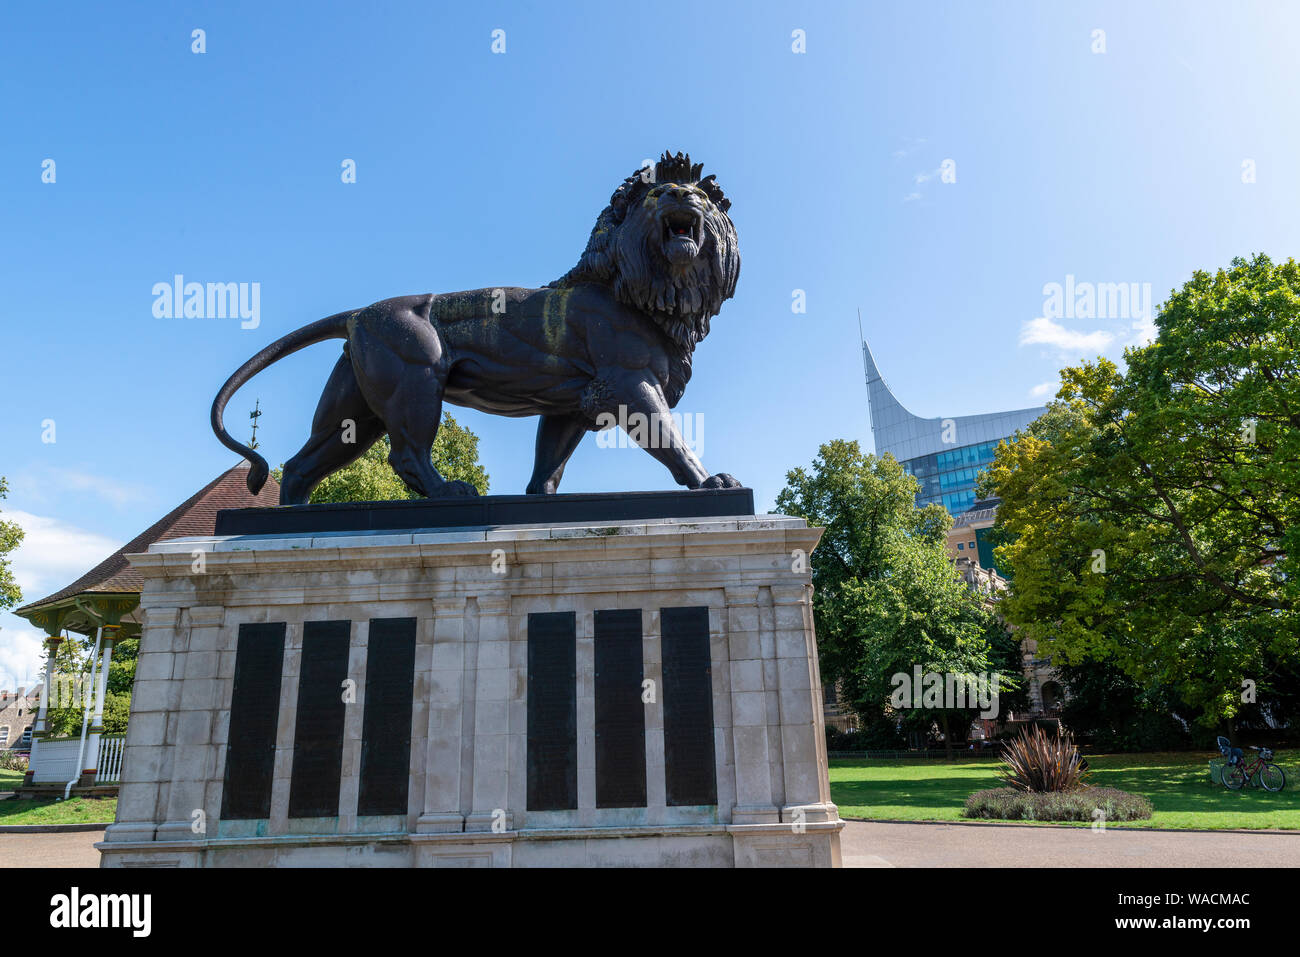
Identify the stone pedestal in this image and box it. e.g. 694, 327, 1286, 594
98, 511, 841, 867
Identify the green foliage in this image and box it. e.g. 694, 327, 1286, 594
964, 786, 1152, 822
105, 637, 137, 697
0, 750, 28, 771
776, 440, 1019, 746
272, 412, 490, 503
982, 255, 1300, 731
0, 477, 24, 611
1000, 725, 1088, 792
43, 638, 88, 738
830, 751, 1298, 828
44, 634, 138, 736
826, 721, 907, 752
1056, 657, 1196, 752
0, 795, 116, 826
102, 692, 131, 734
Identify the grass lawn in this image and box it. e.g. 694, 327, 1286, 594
0, 768, 25, 790
0, 795, 116, 826
829, 750, 1300, 830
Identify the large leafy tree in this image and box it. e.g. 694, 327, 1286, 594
983, 254, 1299, 733
274, 412, 489, 503
44, 635, 136, 737
0, 477, 23, 611
43, 638, 89, 737
776, 440, 1019, 753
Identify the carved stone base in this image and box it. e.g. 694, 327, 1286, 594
99, 510, 841, 868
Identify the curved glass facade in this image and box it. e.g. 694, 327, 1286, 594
863, 340, 1045, 515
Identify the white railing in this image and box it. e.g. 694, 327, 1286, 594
29, 736, 84, 784
95, 734, 126, 784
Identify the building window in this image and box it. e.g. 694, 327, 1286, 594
957, 543, 964, 550
0, 726, 8, 747
969, 541, 976, 548
20, 727, 32, 747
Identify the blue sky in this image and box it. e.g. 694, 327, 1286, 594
3, 0, 1300, 684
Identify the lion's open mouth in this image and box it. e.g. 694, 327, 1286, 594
662, 209, 704, 264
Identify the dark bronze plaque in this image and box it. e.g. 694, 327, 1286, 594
288, 620, 351, 818
358, 617, 416, 816
527, 611, 577, 811
661, 606, 717, 806
594, 609, 647, 808
220, 622, 286, 821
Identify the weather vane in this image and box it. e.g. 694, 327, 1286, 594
248, 399, 262, 451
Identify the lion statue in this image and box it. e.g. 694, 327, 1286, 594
210, 150, 742, 505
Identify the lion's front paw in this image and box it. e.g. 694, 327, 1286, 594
430, 480, 480, 498
699, 473, 743, 489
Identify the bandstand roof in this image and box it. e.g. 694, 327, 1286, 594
14, 461, 279, 637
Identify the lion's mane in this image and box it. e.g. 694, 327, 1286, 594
551, 151, 740, 379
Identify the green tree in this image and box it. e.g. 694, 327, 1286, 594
983, 254, 1300, 734
273, 412, 489, 502
0, 477, 23, 611
776, 440, 1019, 755
1055, 656, 1195, 752
43, 634, 136, 736
44, 638, 89, 738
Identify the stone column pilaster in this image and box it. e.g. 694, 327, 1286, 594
771, 584, 835, 822
725, 586, 779, 825
466, 592, 513, 832
417, 596, 466, 832
158, 605, 225, 842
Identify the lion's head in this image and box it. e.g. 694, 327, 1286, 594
552, 151, 740, 353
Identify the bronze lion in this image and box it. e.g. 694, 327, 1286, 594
211, 151, 741, 504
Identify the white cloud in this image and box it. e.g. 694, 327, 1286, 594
902, 192, 922, 203
0, 620, 45, 693
1030, 381, 1058, 399
1019, 317, 1115, 353
1127, 315, 1159, 347
5, 510, 122, 600
891, 137, 928, 160
8, 466, 149, 510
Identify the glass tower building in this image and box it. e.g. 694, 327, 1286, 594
863, 340, 1046, 515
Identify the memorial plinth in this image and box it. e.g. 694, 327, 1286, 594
99, 494, 842, 867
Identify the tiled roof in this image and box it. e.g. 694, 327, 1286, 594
15, 461, 279, 613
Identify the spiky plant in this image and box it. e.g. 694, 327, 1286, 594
0, 749, 28, 772
999, 725, 1089, 793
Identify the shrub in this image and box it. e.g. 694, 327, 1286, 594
1001, 725, 1088, 792
826, 718, 906, 752
0, 750, 28, 772
964, 786, 1153, 822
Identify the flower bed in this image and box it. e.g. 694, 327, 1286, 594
964, 786, 1153, 822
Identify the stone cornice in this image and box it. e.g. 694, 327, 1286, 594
125, 517, 825, 582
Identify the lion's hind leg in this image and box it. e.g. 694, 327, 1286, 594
348, 311, 478, 499
280, 353, 386, 505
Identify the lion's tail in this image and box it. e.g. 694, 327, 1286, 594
211, 310, 355, 495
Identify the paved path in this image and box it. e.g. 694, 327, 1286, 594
0, 830, 105, 868
2, 822, 1297, 868
840, 819, 1300, 867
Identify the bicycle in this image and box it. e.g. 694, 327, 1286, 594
1222, 745, 1286, 792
